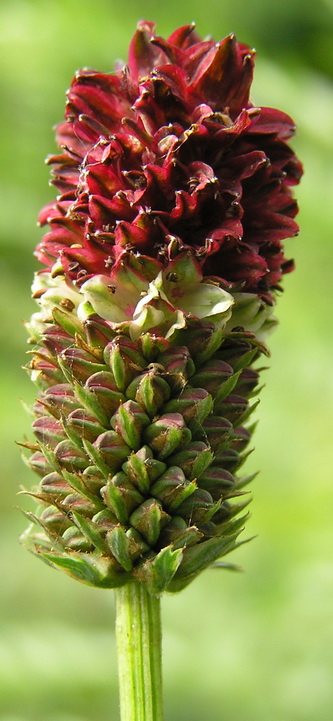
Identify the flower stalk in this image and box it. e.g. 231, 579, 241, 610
116, 581, 163, 721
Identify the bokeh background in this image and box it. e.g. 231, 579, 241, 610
1, 1, 333, 720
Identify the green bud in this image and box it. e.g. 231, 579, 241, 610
174, 320, 222, 364
37, 550, 126, 589
158, 516, 203, 549
125, 528, 150, 558
32, 416, 64, 449
176, 488, 215, 524
59, 347, 108, 384
38, 383, 80, 420
80, 465, 105, 494
126, 368, 171, 418
85, 371, 126, 418
84, 316, 116, 349
157, 346, 195, 390
106, 525, 133, 572
232, 426, 251, 451
218, 335, 259, 371
54, 439, 88, 472
213, 370, 242, 405
62, 492, 101, 517
167, 442, 214, 480
164, 387, 213, 426
70, 511, 108, 553
144, 413, 191, 460
28, 451, 52, 477
122, 445, 167, 494
190, 359, 233, 394
214, 394, 248, 424
73, 382, 110, 428
103, 336, 146, 392
199, 467, 236, 499
27, 349, 63, 389
67, 408, 107, 442
150, 466, 197, 512
93, 431, 131, 473
40, 471, 71, 497
40, 505, 71, 533
111, 400, 150, 450
59, 470, 104, 514
91, 508, 118, 529
235, 368, 260, 397
213, 448, 243, 473
201, 416, 233, 452
130, 498, 170, 546
169, 533, 241, 592
137, 332, 168, 361
62, 526, 93, 552
52, 306, 85, 339
194, 327, 224, 366
101, 472, 144, 523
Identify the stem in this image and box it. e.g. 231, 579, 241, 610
115, 580, 163, 721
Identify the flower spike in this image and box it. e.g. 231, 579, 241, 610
21, 21, 302, 596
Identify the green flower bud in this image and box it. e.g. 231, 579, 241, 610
126, 368, 172, 418
101, 472, 144, 523
129, 499, 170, 546
111, 400, 151, 450
144, 413, 192, 459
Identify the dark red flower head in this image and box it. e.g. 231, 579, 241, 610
36, 21, 302, 302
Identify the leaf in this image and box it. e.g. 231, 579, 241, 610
38, 551, 126, 588
135, 545, 183, 595
168, 532, 241, 592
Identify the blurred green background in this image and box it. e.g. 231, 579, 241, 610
1, 1, 333, 719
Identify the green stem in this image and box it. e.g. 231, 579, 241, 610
115, 580, 163, 721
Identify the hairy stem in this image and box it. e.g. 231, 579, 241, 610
115, 580, 163, 721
